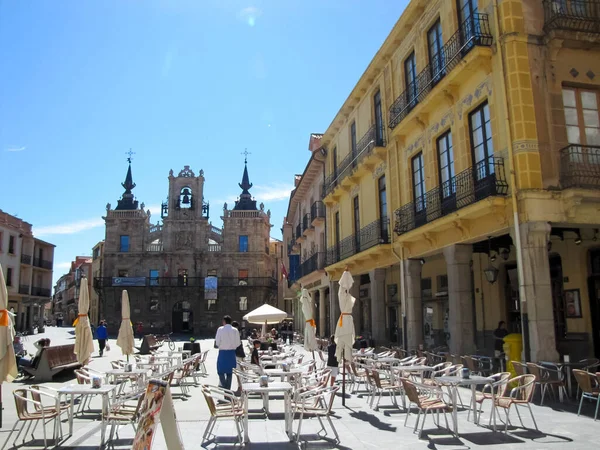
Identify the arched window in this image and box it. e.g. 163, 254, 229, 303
179, 186, 193, 209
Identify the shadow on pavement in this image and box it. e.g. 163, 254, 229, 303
348, 410, 396, 432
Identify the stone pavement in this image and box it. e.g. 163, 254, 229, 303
1, 327, 599, 449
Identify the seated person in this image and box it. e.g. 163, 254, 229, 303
270, 328, 279, 340
19, 338, 50, 369
13, 336, 26, 363
250, 329, 258, 340
251, 340, 261, 366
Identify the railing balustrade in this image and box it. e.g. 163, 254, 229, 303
560, 144, 600, 189
389, 14, 493, 130
394, 156, 508, 236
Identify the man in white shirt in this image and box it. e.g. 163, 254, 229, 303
215, 315, 241, 390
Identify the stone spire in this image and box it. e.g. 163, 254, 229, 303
116, 152, 139, 210
233, 152, 257, 211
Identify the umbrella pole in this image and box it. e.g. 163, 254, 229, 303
342, 348, 346, 407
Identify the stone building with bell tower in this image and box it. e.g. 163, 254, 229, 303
95, 158, 278, 336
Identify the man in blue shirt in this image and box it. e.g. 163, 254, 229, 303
96, 320, 108, 356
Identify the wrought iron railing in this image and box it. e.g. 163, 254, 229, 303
394, 156, 508, 235
21, 254, 32, 265
323, 125, 387, 196
325, 218, 390, 266
389, 14, 493, 130
19, 284, 30, 295
93, 276, 277, 289
560, 144, 600, 189
299, 252, 326, 278
32, 257, 53, 270
302, 213, 312, 233
32, 287, 51, 297
287, 238, 297, 255
543, 0, 600, 33
311, 201, 326, 223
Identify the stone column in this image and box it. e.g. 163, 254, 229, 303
351, 276, 362, 335
443, 245, 475, 355
404, 260, 423, 351
369, 268, 387, 344
512, 221, 559, 362
318, 287, 327, 338
329, 280, 339, 334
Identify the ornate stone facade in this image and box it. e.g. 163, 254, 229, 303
95, 161, 278, 337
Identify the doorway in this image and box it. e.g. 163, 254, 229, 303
588, 249, 600, 359
550, 254, 566, 348
172, 301, 193, 334
388, 306, 398, 343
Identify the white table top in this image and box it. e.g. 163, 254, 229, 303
435, 375, 493, 386
242, 382, 293, 393
58, 384, 118, 395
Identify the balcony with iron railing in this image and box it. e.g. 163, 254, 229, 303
287, 238, 299, 255
389, 14, 493, 130
543, 0, 600, 34
560, 144, 600, 189
21, 254, 32, 265
94, 276, 277, 289
299, 252, 326, 279
311, 201, 326, 225
32, 287, 52, 297
302, 213, 313, 236
296, 223, 306, 243
33, 258, 53, 270
394, 156, 508, 236
323, 124, 387, 199
19, 284, 30, 295
326, 218, 390, 266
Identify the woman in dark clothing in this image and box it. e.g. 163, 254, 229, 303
327, 335, 338, 386
251, 340, 261, 366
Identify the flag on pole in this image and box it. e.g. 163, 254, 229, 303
281, 261, 289, 280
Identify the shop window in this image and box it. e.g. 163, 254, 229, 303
239, 297, 248, 311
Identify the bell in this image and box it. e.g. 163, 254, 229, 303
182, 194, 190, 204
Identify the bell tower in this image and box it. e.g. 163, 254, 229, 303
162, 166, 208, 221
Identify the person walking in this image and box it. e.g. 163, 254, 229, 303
327, 335, 339, 387
215, 315, 240, 390
96, 320, 108, 357
232, 321, 246, 363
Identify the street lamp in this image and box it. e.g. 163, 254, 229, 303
484, 236, 499, 284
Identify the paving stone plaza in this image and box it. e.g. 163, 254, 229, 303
0, 327, 599, 450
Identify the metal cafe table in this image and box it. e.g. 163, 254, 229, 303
435, 375, 496, 434
241, 381, 293, 443
57, 383, 119, 447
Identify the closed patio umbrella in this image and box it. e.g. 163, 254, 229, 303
334, 270, 356, 363
0, 264, 18, 427
73, 278, 94, 365
116, 290, 134, 360
300, 289, 317, 352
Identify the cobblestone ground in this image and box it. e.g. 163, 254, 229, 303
0, 327, 598, 449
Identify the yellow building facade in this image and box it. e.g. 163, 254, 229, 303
319, 0, 600, 362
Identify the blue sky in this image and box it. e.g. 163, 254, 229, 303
0, 0, 409, 284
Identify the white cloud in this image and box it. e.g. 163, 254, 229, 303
6, 146, 25, 152
55, 262, 72, 270
35, 218, 105, 237
35, 205, 163, 237
237, 6, 262, 26
216, 184, 293, 207
253, 183, 293, 202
